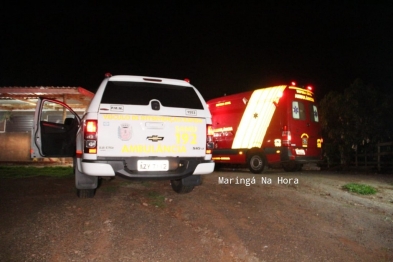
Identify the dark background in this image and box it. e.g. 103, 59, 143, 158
1, 2, 392, 101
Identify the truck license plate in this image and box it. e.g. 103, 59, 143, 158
137, 160, 169, 171
295, 149, 305, 155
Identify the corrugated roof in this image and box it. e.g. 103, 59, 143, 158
0, 86, 94, 110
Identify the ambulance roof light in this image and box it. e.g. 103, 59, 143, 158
105, 73, 112, 78
291, 81, 296, 86
184, 78, 190, 83
307, 86, 313, 91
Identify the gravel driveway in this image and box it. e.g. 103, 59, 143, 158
0, 168, 392, 261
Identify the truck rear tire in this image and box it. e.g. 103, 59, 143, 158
74, 158, 98, 198
170, 179, 195, 194
76, 189, 95, 198
247, 153, 266, 174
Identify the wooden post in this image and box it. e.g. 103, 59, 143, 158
61, 95, 66, 164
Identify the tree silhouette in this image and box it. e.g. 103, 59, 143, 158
319, 79, 393, 166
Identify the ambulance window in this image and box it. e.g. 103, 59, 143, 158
292, 101, 306, 120
310, 104, 319, 122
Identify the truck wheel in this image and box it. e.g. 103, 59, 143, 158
247, 153, 265, 174
171, 179, 195, 194
283, 161, 301, 172
76, 189, 95, 198
74, 158, 98, 198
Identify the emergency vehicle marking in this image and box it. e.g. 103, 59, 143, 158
103, 114, 131, 120
175, 126, 198, 132
293, 105, 299, 114
118, 123, 132, 141
176, 133, 197, 144
295, 94, 315, 102
216, 101, 231, 107
101, 114, 203, 123
98, 114, 205, 157
213, 127, 233, 133
301, 133, 309, 147
232, 86, 286, 149
135, 115, 203, 123
121, 144, 187, 153
290, 87, 315, 102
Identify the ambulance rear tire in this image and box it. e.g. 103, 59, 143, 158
247, 153, 266, 174
171, 179, 195, 194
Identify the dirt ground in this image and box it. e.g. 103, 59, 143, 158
0, 167, 392, 262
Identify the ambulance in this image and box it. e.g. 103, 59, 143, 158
31, 74, 215, 198
207, 83, 323, 173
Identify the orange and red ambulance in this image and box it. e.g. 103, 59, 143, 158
207, 83, 323, 173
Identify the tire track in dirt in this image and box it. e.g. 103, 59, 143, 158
168, 182, 261, 261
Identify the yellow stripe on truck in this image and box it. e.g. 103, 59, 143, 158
232, 85, 286, 149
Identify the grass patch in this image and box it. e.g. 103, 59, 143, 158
342, 183, 377, 195
0, 166, 73, 179
147, 191, 166, 208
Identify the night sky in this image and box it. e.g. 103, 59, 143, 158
1, 2, 392, 101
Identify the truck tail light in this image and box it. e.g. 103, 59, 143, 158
206, 124, 214, 154
282, 125, 291, 147
84, 120, 98, 154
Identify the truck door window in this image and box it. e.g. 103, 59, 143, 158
310, 104, 319, 122
39, 100, 78, 156
292, 101, 306, 120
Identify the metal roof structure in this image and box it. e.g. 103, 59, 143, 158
0, 86, 94, 110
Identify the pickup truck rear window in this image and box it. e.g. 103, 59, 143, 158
101, 81, 204, 109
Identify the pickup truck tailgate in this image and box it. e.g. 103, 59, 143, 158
97, 114, 206, 157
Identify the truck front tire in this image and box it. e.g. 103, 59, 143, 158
247, 153, 266, 174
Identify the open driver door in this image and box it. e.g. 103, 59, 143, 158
31, 98, 80, 158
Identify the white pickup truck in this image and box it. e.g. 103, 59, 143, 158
31, 74, 215, 198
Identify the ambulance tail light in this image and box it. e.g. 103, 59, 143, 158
84, 120, 98, 154
206, 124, 214, 154
282, 125, 291, 147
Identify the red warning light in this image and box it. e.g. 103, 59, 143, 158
105, 73, 112, 78
184, 78, 190, 83
307, 86, 313, 91
291, 81, 296, 86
